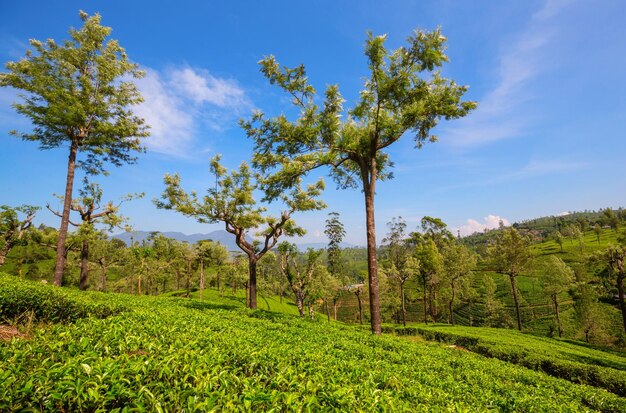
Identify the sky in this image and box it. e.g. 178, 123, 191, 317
1, 0, 625, 246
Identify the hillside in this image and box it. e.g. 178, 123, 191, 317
1, 274, 626, 412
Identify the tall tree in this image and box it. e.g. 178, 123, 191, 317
324, 212, 346, 276
0, 205, 39, 265
538, 256, 574, 337
489, 228, 533, 331
0, 11, 149, 286
242, 29, 476, 334
155, 155, 325, 309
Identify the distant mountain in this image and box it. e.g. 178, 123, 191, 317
112, 230, 357, 251
296, 242, 356, 250
112, 230, 242, 251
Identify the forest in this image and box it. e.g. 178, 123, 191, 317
1, 8, 626, 412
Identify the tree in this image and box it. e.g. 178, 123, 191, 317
415, 238, 442, 324
382, 216, 419, 326
242, 29, 475, 334
600, 243, 626, 334
195, 240, 229, 299
89, 235, 127, 291
278, 243, 323, 318
324, 212, 346, 276
324, 212, 347, 319
538, 256, 574, 337
554, 231, 564, 253
155, 155, 325, 309
420, 216, 454, 248
442, 242, 477, 325
47, 179, 141, 289
0, 11, 149, 286
0, 205, 39, 265
602, 208, 620, 232
489, 228, 533, 331
593, 224, 603, 244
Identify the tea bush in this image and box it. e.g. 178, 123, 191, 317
1, 276, 626, 411
402, 324, 626, 396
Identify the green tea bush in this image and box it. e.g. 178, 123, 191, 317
0, 273, 127, 323
1, 278, 626, 411
410, 325, 626, 397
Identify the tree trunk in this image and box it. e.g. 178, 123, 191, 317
468, 300, 473, 327
423, 277, 428, 324
617, 275, 626, 334
355, 290, 363, 325
308, 304, 315, 320
79, 239, 90, 291
248, 256, 258, 309
363, 187, 381, 334
509, 274, 523, 331
449, 280, 456, 325
552, 294, 562, 337
0, 241, 14, 265
400, 281, 406, 326
199, 260, 205, 301
54, 141, 78, 286
295, 290, 305, 317
325, 298, 331, 322
333, 298, 339, 321
100, 264, 107, 292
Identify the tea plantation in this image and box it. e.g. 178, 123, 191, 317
1, 274, 626, 412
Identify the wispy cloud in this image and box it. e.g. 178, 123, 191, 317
456, 214, 510, 236
135, 66, 252, 157
443, 0, 573, 148
441, 158, 589, 191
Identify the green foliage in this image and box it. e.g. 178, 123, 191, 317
401, 324, 626, 397
2, 276, 626, 411
0, 273, 127, 323
0, 11, 149, 174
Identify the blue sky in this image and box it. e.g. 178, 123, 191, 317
1, 0, 625, 245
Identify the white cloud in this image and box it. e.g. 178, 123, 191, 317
169, 67, 250, 108
134, 69, 195, 157
457, 214, 511, 236
134, 66, 251, 157
443, 0, 573, 147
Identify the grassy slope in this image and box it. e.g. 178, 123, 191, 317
1, 274, 626, 412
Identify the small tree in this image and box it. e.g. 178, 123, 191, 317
593, 224, 603, 244
155, 155, 325, 309
195, 240, 229, 299
382, 216, 419, 326
554, 231, 564, 253
242, 29, 476, 334
415, 238, 442, 324
489, 228, 533, 331
47, 180, 141, 289
601, 243, 626, 334
442, 242, 477, 325
324, 212, 346, 276
0, 205, 39, 265
538, 256, 574, 337
0, 11, 149, 286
